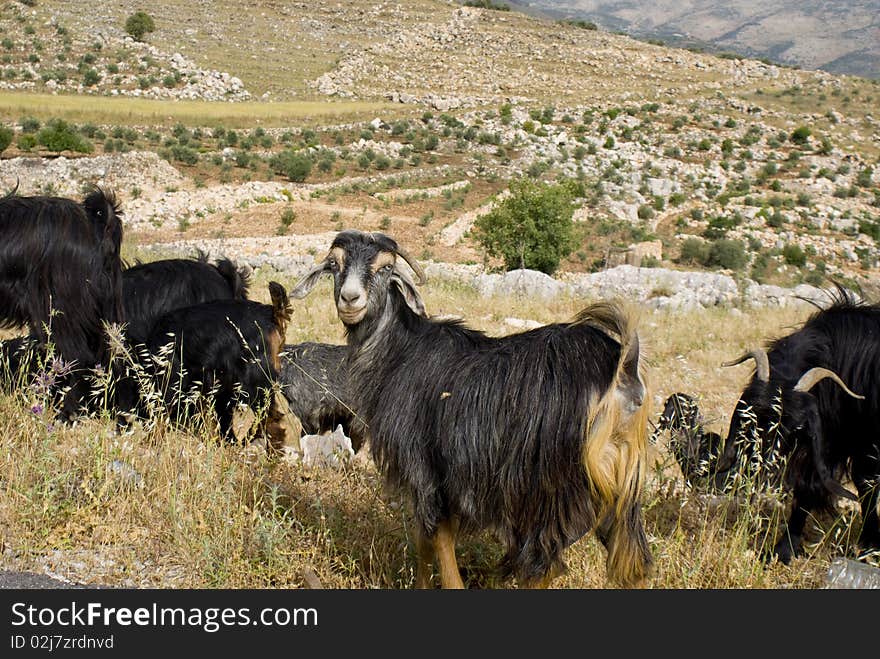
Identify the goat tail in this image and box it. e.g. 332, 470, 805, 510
580, 300, 653, 586
216, 257, 252, 300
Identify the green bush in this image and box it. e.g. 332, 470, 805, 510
19, 116, 40, 133
637, 204, 655, 220
463, 0, 510, 10
82, 68, 100, 86
36, 119, 93, 153
125, 11, 156, 42
17, 133, 36, 151
0, 126, 13, 153
269, 150, 312, 182
789, 126, 811, 145
707, 239, 748, 270
471, 178, 576, 274
678, 238, 710, 265
782, 243, 806, 267
170, 145, 198, 165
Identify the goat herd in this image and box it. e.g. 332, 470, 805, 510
1, 187, 878, 588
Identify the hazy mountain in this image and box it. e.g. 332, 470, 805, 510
510, 1, 880, 78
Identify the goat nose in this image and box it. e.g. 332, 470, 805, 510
340, 289, 362, 305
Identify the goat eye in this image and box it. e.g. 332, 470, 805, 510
382, 264, 393, 273
328, 258, 337, 270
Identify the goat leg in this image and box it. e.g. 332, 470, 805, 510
432, 519, 465, 589
772, 495, 809, 564
415, 530, 434, 589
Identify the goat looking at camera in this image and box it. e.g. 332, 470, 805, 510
292, 230, 652, 588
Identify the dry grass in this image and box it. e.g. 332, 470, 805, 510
0, 272, 862, 589
0, 91, 401, 129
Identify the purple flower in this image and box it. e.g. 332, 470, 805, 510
30, 403, 44, 416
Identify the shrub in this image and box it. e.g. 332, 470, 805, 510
678, 238, 710, 265
707, 239, 748, 270
702, 215, 738, 239
0, 126, 13, 153
472, 179, 576, 274
789, 126, 811, 145
269, 150, 312, 182
464, 0, 510, 10
637, 204, 655, 220
170, 145, 198, 165
82, 68, 100, 86
125, 11, 156, 42
19, 116, 40, 133
782, 243, 806, 267
36, 119, 93, 153
17, 133, 36, 151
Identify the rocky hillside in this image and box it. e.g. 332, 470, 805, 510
0, 0, 877, 300
516, 0, 880, 80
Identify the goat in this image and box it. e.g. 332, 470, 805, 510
278, 341, 368, 452
691, 286, 879, 563
292, 230, 653, 588
143, 282, 292, 451
0, 187, 123, 419
655, 392, 725, 489
114, 253, 251, 419
4, 253, 252, 417
122, 251, 250, 347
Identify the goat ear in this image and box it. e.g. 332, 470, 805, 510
391, 266, 426, 317
621, 332, 640, 379
291, 260, 331, 299
268, 281, 292, 319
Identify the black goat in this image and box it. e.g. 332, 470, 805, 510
114, 253, 251, 419
693, 287, 879, 563
3, 253, 252, 416
122, 252, 250, 346
293, 230, 652, 588
0, 187, 123, 419
655, 392, 724, 489
278, 342, 368, 452
144, 282, 292, 451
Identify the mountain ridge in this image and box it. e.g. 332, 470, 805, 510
507, 0, 880, 79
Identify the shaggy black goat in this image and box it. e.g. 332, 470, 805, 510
292, 230, 652, 588
693, 287, 879, 563
144, 282, 292, 451
114, 253, 251, 419
0, 187, 123, 419
2, 253, 251, 417
655, 392, 724, 489
122, 251, 250, 346
278, 342, 368, 452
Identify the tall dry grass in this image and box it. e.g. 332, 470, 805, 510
0, 280, 862, 588
0, 92, 402, 129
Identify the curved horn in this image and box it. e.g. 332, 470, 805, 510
793, 367, 864, 400
394, 245, 426, 286
722, 348, 770, 382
